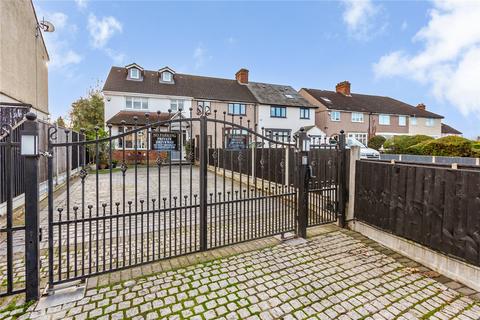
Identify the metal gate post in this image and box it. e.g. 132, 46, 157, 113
47, 126, 55, 289
22, 112, 40, 301
337, 130, 347, 228
199, 115, 208, 251
296, 128, 309, 238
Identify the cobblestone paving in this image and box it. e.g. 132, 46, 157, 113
2, 227, 479, 319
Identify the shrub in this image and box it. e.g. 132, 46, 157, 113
472, 142, 480, 157
368, 135, 386, 150
383, 135, 434, 154
407, 136, 473, 157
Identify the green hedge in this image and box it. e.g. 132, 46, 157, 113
383, 135, 433, 154
368, 136, 386, 150
407, 136, 474, 157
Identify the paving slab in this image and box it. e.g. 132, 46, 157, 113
2, 225, 479, 319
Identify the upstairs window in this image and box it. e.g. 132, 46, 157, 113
351, 112, 364, 123
162, 71, 173, 82
379, 114, 390, 125
426, 118, 435, 127
129, 68, 140, 80
228, 103, 246, 115
126, 96, 148, 110
270, 106, 286, 118
299, 107, 310, 119
398, 116, 407, 126
330, 111, 340, 121
170, 99, 184, 112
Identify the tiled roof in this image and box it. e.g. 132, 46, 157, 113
303, 88, 444, 119
247, 82, 314, 108
441, 123, 462, 134
106, 111, 173, 126
103, 67, 258, 103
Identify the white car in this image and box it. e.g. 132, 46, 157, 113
346, 137, 380, 159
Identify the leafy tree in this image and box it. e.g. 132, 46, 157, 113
367, 135, 386, 150
54, 116, 67, 128
70, 89, 105, 140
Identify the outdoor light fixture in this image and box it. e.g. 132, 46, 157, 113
20, 113, 39, 156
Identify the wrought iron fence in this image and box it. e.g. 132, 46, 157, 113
47, 110, 300, 287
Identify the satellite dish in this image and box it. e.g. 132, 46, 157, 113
39, 19, 55, 33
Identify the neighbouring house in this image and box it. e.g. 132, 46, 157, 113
246, 80, 321, 143
0, 0, 49, 123
103, 64, 320, 159
441, 123, 462, 137
299, 81, 444, 145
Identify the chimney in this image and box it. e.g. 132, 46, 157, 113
235, 68, 249, 84
335, 81, 351, 96
416, 103, 426, 111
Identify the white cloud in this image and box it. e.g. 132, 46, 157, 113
87, 14, 122, 48
373, 0, 480, 117
38, 10, 82, 70
104, 48, 125, 65
193, 44, 211, 69
74, 0, 88, 9
341, 0, 384, 40
47, 12, 68, 29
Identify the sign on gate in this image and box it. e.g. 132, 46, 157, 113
152, 132, 178, 151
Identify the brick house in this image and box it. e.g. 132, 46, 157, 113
299, 81, 444, 145
103, 64, 318, 161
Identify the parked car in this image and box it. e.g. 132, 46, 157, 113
346, 137, 380, 159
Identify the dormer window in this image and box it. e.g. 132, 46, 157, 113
158, 66, 176, 84
125, 63, 144, 81
129, 68, 140, 80
162, 72, 172, 82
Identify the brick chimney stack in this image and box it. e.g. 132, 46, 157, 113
235, 68, 249, 84
335, 81, 351, 96
416, 103, 426, 110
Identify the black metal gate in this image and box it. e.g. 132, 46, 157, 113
0, 122, 26, 298
46, 108, 305, 287
307, 140, 345, 227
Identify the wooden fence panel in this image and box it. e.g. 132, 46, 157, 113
355, 160, 480, 267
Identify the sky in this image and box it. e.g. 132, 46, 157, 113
35, 0, 480, 139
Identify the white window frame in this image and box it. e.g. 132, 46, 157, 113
126, 96, 148, 110
411, 117, 417, 125
330, 111, 341, 122
170, 99, 184, 112
129, 68, 140, 80
228, 103, 246, 116
347, 132, 368, 145
162, 71, 172, 82
299, 107, 310, 119
398, 116, 407, 126
351, 112, 364, 123
426, 118, 435, 127
379, 114, 390, 125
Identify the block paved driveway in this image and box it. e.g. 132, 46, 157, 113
6, 225, 479, 320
